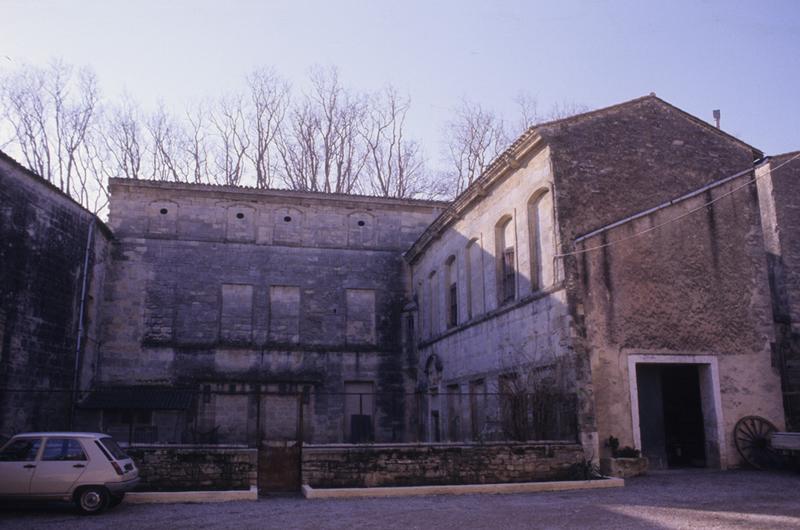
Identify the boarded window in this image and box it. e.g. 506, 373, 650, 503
220, 284, 253, 344
347, 212, 376, 248
345, 382, 374, 443
346, 289, 376, 344
273, 207, 304, 246
269, 286, 300, 344
225, 205, 255, 242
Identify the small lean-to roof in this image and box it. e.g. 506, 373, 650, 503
79, 387, 194, 410
404, 94, 762, 263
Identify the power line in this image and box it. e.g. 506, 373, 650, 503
556, 151, 800, 259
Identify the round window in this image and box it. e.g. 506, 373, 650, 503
159, 208, 168, 215
236, 212, 244, 219
357, 220, 366, 227
284, 216, 292, 222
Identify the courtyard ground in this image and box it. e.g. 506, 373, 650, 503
1, 469, 799, 529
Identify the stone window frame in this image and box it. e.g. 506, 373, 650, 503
495, 214, 517, 305
527, 188, 550, 292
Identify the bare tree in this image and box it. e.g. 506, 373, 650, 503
146, 104, 189, 182
1, 61, 108, 213
103, 96, 143, 179
210, 95, 250, 186
362, 86, 426, 198
245, 68, 288, 189
276, 66, 367, 194
443, 100, 508, 196
184, 103, 211, 184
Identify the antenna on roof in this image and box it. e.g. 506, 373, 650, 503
713, 109, 721, 129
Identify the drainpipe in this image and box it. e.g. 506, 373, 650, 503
70, 219, 95, 429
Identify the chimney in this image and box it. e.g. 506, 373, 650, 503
713, 109, 721, 129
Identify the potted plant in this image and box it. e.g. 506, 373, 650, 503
600, 436, 648, 478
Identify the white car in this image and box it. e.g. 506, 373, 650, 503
0, 432, 140, 514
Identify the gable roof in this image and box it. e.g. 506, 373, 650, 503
405, 94, 763, 263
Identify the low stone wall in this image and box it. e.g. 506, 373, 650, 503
126, 445, 257, 491
302, 442, 584, 488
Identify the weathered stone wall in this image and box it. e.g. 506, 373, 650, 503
408, 147, 582, 444
302, 442, 584, 487
757, 153, 800, 430
579, 172, 782, 468
126, 445, 257, 491
0, 152, 110, 436
96, 180, 445, 443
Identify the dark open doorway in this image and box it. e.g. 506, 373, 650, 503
636, 364, 707, 469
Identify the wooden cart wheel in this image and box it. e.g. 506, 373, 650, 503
734, 415, 780, 470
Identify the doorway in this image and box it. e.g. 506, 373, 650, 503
629, 356, 724, 469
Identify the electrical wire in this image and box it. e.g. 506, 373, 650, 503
555, 151, 800, 259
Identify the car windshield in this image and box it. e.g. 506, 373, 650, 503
99, 437, 128, 460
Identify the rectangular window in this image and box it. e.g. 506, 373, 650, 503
346, 289, 376, 345
448, 283, 458, 328
446, 384, 461, 441
269, 286, 301, 343
220, 284, 254, 344
344, 382, 375, 443
469, 379, 486, 441
502, 247, 515, 302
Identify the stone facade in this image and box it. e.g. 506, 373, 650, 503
86, 180, 446, 444
0, 152, 110, 436
302, 442, 584, 488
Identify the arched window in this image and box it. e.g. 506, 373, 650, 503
528, 189, 550, 291
445, 255, 458, 328
495, 215, 516, 304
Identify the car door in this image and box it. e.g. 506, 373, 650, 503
0, 437, 42, 495
29, 438, 89, 495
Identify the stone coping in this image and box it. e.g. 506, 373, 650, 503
301, 478, 624, 499
125, 486, 258, 504
303, 441, 580, 450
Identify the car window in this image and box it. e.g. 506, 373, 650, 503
0, 438, 42, 462
99, 437, 128, 460
42, 438, 87, 461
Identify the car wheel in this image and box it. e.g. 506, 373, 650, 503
75, 486, 109, 515
109, 493, 125, 508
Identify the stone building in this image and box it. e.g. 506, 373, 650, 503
405, 95, 786, 468
0, 94, 795, 472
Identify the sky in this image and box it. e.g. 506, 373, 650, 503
1, 0, 799, 163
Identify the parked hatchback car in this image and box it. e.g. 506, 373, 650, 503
0, 432, 139, 514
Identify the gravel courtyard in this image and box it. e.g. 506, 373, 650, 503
2, 470, 799, 529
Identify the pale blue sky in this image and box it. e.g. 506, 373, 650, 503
2, 0, 799, 162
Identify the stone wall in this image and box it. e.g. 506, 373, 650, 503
0, 152, 110, 436
126, 445, 257, 491
580, 172, 782, 468
302, 442, 584, 488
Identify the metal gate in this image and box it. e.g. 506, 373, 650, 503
257, 441, 300, 494
256, 392, 304, 495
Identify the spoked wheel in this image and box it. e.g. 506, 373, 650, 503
734, 415, 782, 470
